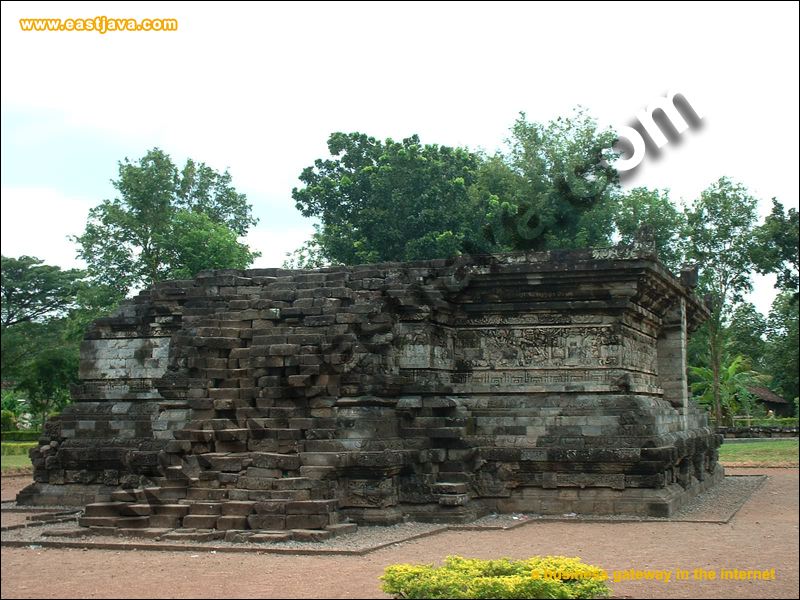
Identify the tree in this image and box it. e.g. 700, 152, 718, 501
291, 110, 626, 263
615, 188, 686, 272
497, 109, 620, 250
690, 355, 766, 425
753, 198, 799, 299
74, 148, 258, 295
0, 256, 84, 422
15, 347, 78, 427
292, 132, 492, 264
726, 303, 767, 370
1, 255, 83, 327
764, 292, 799, 403
684, 177, 760, 426
161, 210, 259, 279
1, 256, 83, 379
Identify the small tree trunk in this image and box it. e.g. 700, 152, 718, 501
709, 317, 723, 430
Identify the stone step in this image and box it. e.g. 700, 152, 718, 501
143, 487, 187, 502
286, 513, 334, 529
110, 490, 144, 503
79, 516, 118, 527
164, 466, 190, 481
83, 502, 127, 518
290, 529, 332, 542
186, 429, 214, 443
79, 516, 149, 528
113, 517, 153, 529
162, 529, 225, 542
152, 504, 191, 517
249, 452, 301, 470
186, 488, 229, 501
285, 500, 337, 515
220, 501, 255, 516
235, 489, 311, 502
214, 428, 249, 442
188, 502, 222, 515
182, 514, 219, 529
216, 515, 248, 530
148, 515, 182, 529
118, 503, 153, 517
272, 477, 314, 490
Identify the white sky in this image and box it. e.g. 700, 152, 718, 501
1, 1, 798, 315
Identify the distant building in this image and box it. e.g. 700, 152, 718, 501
747, 386, 793, 418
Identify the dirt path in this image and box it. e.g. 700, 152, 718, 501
2, 468, 797, 599
1, 476, 31, 502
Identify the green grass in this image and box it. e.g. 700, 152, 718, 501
719, 439, 799, 466
1, 453, 32, 472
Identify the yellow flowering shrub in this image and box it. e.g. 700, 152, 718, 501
381, 555, 611, 599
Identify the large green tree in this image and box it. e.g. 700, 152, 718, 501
292, 132, 492, 264
764, 292, 799, 403
1, 256, 86, 424
74, 148, 259, 296
496, 109, 620, 250
615, 187, 686, 272
753, 198, 799, 299
15, 347, 78, 427
725, 302, 767, 371
1, 256, 83, 378
291, 111, 625, 263
684, 177, 760, 426
0, 255, 83, 327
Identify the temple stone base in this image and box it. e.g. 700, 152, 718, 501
494, 463, 725, 517
18, 247, 723, 535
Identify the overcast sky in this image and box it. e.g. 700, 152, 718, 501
2, 1, 798, 315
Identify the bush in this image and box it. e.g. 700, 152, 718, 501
381, 556, 611, 599
1, 442, 37, 456
1, 430, 42, 442
1, 409, 16, 431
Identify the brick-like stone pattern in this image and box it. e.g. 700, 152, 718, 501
18, 247, 723, 537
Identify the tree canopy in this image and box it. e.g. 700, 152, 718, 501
753, 199, 799, 298
292, 132, 489, 264
74, 148, 259, 296
0, 255, 83, 327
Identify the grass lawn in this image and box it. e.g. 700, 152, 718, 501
719, 439, 799, 467
1, 453, 32, 473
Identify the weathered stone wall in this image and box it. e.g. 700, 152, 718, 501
19, 247, 722, 533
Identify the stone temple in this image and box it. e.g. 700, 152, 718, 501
18, 246, 723, 541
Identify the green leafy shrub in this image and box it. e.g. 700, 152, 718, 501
1, 442, 37, 456
1, 430, 42, 442
381, 555, 611, 599
1, 409, 16, 431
